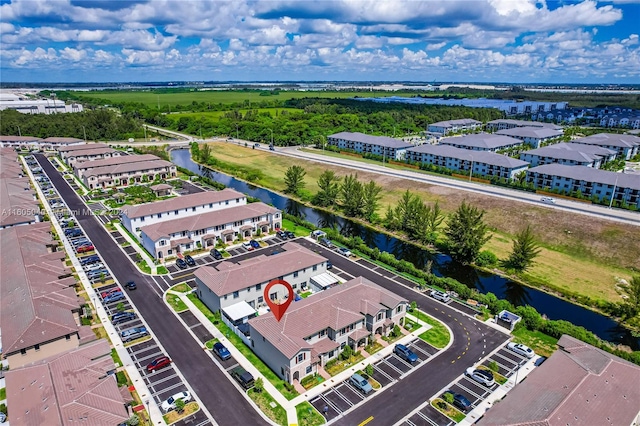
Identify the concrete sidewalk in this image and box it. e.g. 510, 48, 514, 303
114, 222, 158, 274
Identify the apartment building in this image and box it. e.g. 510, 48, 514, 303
327, 132, 413, 160
407, 144, 529, 179
140, 202, 281, 259
5, 339, 129, 425
82, 157, 177, 189
58, 142, 110, 158
194, 242, 329, 313
64, 146, 121, 167
573, 133, 640, 160
526, 164, 640, 208
0, 148, 42, 229
121, 188, 246, 235
0, 135, 43, 149
248, 276, 408, 384
495, 126, 563, 148
520, 143, 617, 168
427, 119, 482, 135
440, 133, 524, 152
486, 119, 563, 132
0, 222, 92, 368
74, 153, 159, 179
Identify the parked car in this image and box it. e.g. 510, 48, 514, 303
184, 255, 196, 266
276, 230, 288, 240
394, 344, 418, 363
429, 290, 451, 303
121, 326, 148, 343
147, 356, 172, 373
0, 411, 6, 423
79, 255, 100, 265
101, 287, 121, 298
103, 292, 125, 304
87, 270, 108, 280
319, 238, 334, 248
442, 390, 472, 412
125, 281, 137, 290
210, 249, 223, 260
285, 231, 295, 239
242, 241, 254, 251
212, 342, 232, 361
326, 260, 333, 270
64, 228, 80, 236
77, 245, 95, 253
337, 247, 352, 257
176, 258, 188, 269
253, 143, 260, 148
231, 366, 255, 389
111, 311, 136, 325
349, 373, 373, 394
540, 196, 556, 204
507, 342, 535, 359
534, 356, 547, 367
161, 391, 192, 413
465, 368, 495, 387
249, 239, 260, 249
72, 238, 91, 247
84, 263, 104, 272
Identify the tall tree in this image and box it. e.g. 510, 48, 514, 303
340, 173, 363, 217
506, 225, 541, 271
362, 180, 383, 221
199, 143, 211, 163
444, 201, 492, 264
313, 170, 341, 207
284, 165, 306, 195
621, 276, 640, 317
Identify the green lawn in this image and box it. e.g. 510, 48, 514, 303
110, 348, 123, 368
166, 108, 302, 121
165, 293, 189, 312
170, 283, 192, 293
324, 353, 365, 376
205, 338, 219, 350
157, 266, 169, 274
0, 387, 6, 400
248, 389, 287, 426
414, 310, 451, 349
511, 327, 558, 358
186, 294, 299, 400
282, 218, 313, 236
296, 402, 326, 426
431, 399, 466, 423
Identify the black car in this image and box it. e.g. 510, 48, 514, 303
285, 231, 295, 239
125, 281, 137, 290
326, 260, 332, 269
210, 249, 223, 260
184, 255, 196, 266
231, 366, 254, 389
276, 230, 288, 240
176, 258, 188, 269
443, 391, 472, 412
111, 311, 137, 325
80, 255, 100, 265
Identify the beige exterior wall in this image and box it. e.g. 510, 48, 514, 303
7, 333, 80, 369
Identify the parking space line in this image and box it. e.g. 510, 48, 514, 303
407, 343, 431, 358
494, 351, 522, 365
333, 387, 357, 406
416, 411, 439, 426
150, 381, 185, 398
133, 350, 164, 364
378, 358, 404, 375
225, 363, 239, 371
146, 372, 179, 389
487, 357, 513, 372
453, 382, 484, 402
311, 394, 342, 414
373, 362, 395, 382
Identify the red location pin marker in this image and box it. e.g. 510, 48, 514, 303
264, 278, 295, 322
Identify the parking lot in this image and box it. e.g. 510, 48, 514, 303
310, 338, 440, 420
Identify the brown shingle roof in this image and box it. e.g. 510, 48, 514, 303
73, 153, 158, 170
67, 147, 117, 158
58, 142, 109, 152
4, 339, 129, 425
0, 149, 40, 227
249, 277, 407, 359
0, 135, 43, 143
140, 202, 279, 241
195, 242, 325, 297
84, 158, 174, 177
43, 137, 85, 144
477, 334, 640, 426
0, 223, 79, 356
122, 188, 245, 219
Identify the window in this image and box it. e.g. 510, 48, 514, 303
225, 200, 229, 205
21, 348, 27, 355
328, 350, 335, 358
270, 292, 278, 301
297, 353, 304, 363
256, 283, 262, 290
209, 203, 213, 208
157, 213, 161, 218
293, 271, 298, 278
396, 306, 402, 313
141, 216, 145, 222
66, 334, 71, 340
312, 265, 317, 271
233, 291, 239, 299
160, 240, 166, 246
306, 366, 312, 374
175, 210, 178, 215
258, 296, 264, 304
224, 295, 228, 300
252, 340, 255, 347
320, 329, 326, 337
292, 284, 297, 290
35, 344, 40, 351
168, 249, 173, 255
377, 313, 383, 321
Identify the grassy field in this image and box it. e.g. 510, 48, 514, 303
165, 107, 302, 121
199, 141, 639, 306
76, 90, 397, 107
296, 402, 326, 426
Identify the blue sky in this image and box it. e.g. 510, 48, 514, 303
1, 0, 639, 83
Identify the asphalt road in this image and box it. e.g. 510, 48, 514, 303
35, 154, 268, 426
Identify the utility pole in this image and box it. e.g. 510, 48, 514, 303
82, 125, 87, 142
608, 174, 619, 209
469, 154, 474, 181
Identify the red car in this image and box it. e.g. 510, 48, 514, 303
147, 356, 172, 373
101, 287, 121, 298
77, 245, 94, 253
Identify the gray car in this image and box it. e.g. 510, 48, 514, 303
465, 367, 495, 387
349, 373, 373, 394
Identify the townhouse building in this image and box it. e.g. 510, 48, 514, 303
495, 126, 563, 148
407, 144, 529, 180
121, 188, 246, 235
526, 164, 640, 208
1, 148, 42, 229
82, 157, 177, 189
64, 146, 121, 167
427, 119, 482, 135
439, 133, 524, 152
0, 222, 93, 368
140, 202, 281, 259
0, 135, 43, 149
486, 119, 563, 132
74, 153, 159, 179
573, 133, 640, 160
5, 339, 129, 425
520, 143, 617, 168
58, 142, 109, 159
599, 114, 640, 129
194, 242, 329, 313
326, 132, 413, 160
248, 276, 408, 384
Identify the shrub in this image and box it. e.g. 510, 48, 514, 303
127, 414, 140, 426
475, 250, 498, 267
341, 345, 353, 360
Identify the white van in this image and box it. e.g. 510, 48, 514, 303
540, 197, 556, 204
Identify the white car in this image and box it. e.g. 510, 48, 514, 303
540, 196, 556, 204
84, 263, 104, 272
430, 290, 451, 303
507, 342, 535, 359
337, 247, 352, 257
465, 368, 495, 387
160, 391, 192, 412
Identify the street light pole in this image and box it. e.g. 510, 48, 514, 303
235, 123, 239, 140
269, 129, 274, 146
82, 125, 87, 142
468, 154, 474, 181
145, 400, 150, 425
608, 174, 619, 209
17, 125, 21, 137
143, 125, 147, 143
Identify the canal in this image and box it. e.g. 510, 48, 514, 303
172, 148, 639, 349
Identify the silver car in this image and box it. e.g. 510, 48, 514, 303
507, 342, 535, 359
466, 368, 495, 387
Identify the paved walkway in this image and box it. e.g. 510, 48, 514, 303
114, 222, 158, 274
176, 286, 434, 426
